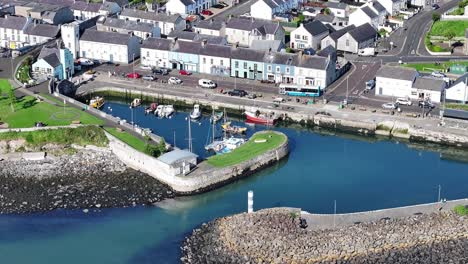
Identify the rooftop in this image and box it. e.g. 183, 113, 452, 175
226, 17, 280, 35
250, 39, 284, 52
119, 8, 181, 23
158, 149, 198, 166
302, 20, 329, 36
297, 54, 328, 70
141, 37, 173, 50
0, 15, 28, 30
231, 47, 266, 62
23, 23, 60, 38
328, 24, 355, 41
326, 2, 347, 9
80, 29, 134, 45
360, 6, 378, 18
376, 66, 417, 81
348, 23, 377, 43
97, 16, 155, 33
194, 18, 224, 31
413, 77, 446, 91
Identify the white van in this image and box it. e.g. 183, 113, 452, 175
198, 79, 216, 88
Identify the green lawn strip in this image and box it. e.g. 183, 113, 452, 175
0, 126, 108, 147
104, 127, 147, 153
0, 79, 12, 95
403, 61, 468, 72
207, 131, 286, 168
446, 103, 468, 111
430, 21, 468, 37
39, 93, 66, 106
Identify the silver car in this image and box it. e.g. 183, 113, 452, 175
382, 102, 398, 109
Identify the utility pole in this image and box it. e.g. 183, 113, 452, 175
173, 130, 176, 148
346, 77, 349, 104
188, 115, 192, 152
333, 200, 337, 228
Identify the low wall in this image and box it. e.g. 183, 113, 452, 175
106, 130, 289, 193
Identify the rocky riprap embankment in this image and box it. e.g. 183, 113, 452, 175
182, 208, 468, 264
0, 149, 175, 214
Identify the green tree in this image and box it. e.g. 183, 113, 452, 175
444, 30, 455, 47
323, 8, 331, 15
432, 12, 440, 22
8, 88, 16, 112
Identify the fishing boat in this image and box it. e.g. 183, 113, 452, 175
190, 104, 201, 119
163, 105, 175, 118
221, 121, 247, 134
244, 110, 277, 125
154, 105, 164, 117
210, 111, 223, 123
215, 137, 246, 155
89, 96, 104, 109
145, 103, 158, 114
130, 98, 141, 108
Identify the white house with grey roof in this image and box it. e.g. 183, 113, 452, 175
250, 0, 301, 20
96, 16, 160, 40
141, 37, 173, 68
167, 30, 228, 45
325, 2, 349, 19
29, 0, 122, 21
165, 0, 212, 16
290, 20, 329, 50
321, 25, 355, 49
224, 17, 285, 47
198, 42, 231, 75
294, 53, 336, 90
193, 19, 225, 36
0, 15, 31, 49
119, 8, 185, 36
14, 2, 74, 25
445, 73, 468, 104
349, 5, 379, 29
365, 1, 387, 26
377, 0, 405, 16
336, 23, 377, 53
79, 29, 141, 64
314, 14, 348, 30
32, 46, 74, 81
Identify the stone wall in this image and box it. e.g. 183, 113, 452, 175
106, 131, 289, 194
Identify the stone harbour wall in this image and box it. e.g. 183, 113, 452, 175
182, 208, 468, 264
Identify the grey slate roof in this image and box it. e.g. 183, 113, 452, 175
168, 30, 198, 40
98, 17, 154, 33
158, 149, 197, 165
226, 17, 280, 35
120, 8, 181, 23
199, 44, 231, 57
194, 19, 224, 31
0, 15, 28, 30
260, 0, 279, 8
141, 37, 173, 50
80, 29, 132, 45
168, 30, 227, 45
451, 72, 468, 86
314, 14, 335, 23
326, 2, 347, 9
297, 54, 328, 70
179, 0, 195, 7
328, 24, 355, 41
264, 52, 298, 66
38, 46, 61, 67
317, 45, 336, 58
302, 20, 329, 36
413, 77, 446, 91
42, 53, 61, 67
348, 23, 377, 43
371, 1, 386, 12
361, 6, 378, 18
231, 47, 266, 62
376, 66, 417, 81
24, 23, 60, 38
324, 23, 336, 33
173, 40, 201, 54
250, 39, 283, 52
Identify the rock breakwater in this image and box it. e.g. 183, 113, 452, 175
0, 149, 175, 214
182, 208, 468, 264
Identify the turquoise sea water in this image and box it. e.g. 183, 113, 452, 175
1, 101, 468, 263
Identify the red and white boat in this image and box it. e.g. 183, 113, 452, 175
244, 110, 277, 125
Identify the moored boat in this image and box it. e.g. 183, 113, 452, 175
89, 96, 105, 109
145, 103, 158, 114
130, 98, 141, 108
164, 105, 175, 118
210, 111, 223, 123
190, 104, 201, 119
244, 110, 277, 125
221, 121, 247, 134
215, 137, 246, 155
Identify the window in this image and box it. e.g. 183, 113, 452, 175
299, 69, 303, 75
345, 39, 349, 46
254, 64, 257, 71
295, 34, 300, 39
302, 36, 307, 41
68, 42, 71, 48
235, 61, 239, 68
210, 58, 213, 64
220, 60, 223, 66
286, 67, 290, 74
276, 66, 280, 73
46, 68, 52, 74
146, 51, 149, 57
203, 57, 206, 64
243, 62, 247, 69
268, 65, 272, 72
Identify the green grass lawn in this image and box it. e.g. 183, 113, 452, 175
430, 20, 468, 37
0, 126, 108, 147
404, 61, 468, 72
207, 131, 287, 168
105, 127, 147, 153
0, 79, 104, 128
446, 103, 468, 111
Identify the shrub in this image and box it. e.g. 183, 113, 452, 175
432, 13, 440, 22
454, 205, 468, 216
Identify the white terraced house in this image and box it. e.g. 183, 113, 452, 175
224, 17, 285, 47
140, 37, 172, 68
119, 8, 186, 36
290, 20, 329, 50
250, 0, 302, 20
0, 16, 60, 49
165, 0, 212, 16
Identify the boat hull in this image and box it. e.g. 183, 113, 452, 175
245, 111, 276, 125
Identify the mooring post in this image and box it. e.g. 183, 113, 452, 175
248, 190, 254, 213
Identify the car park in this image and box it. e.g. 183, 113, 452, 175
127, 72, 141, 79
431, 71, 445, 78
396, 98, 412, 106
198, 79, 216, 88
419, 101, 434, 109
228, 89, 247, 97
143, 75, 156, 81
168, 76, 182, 84
382, 102, 398, 109
179, 69, 191, 75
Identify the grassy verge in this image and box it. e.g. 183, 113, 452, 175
104, 127, 166, 157
0, 79, 104, 128
40, 93, 66, 106
454, 205, 468, 216
430, 20, 468, 37
404, 61, 468, 72
207, 131, 286, 168
446, 103, 468, 111
0, 126, 108, 147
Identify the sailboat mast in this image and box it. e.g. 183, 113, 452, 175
188, 116, 192, 152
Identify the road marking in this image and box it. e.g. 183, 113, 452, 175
326, 64, 357, 94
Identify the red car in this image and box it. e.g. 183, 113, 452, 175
127, 72, 141, 79
179, 69, 191, 75
201, 10, 213, 16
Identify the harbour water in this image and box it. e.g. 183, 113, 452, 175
1, 101, 468, 264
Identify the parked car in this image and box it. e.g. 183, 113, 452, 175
179, 69, 191, 75
432, 4, 439, 9
168, 76, 182, 84
365, 79, 375, 90
153, 68, 169, 75
78, 58, 94, 66
228, 89, 247, 97
85, 69, 96, 75
396, 98, 412, 106
201, 10, 213, 15
198, 79, 216, 88
431, 71, 445, 78
247, 93, 257, 99
140, 65, 153, 70
382, 102, 398, 110
143, 75, 156, 81
127, 72, 141, 79
419, 100, 434, 109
